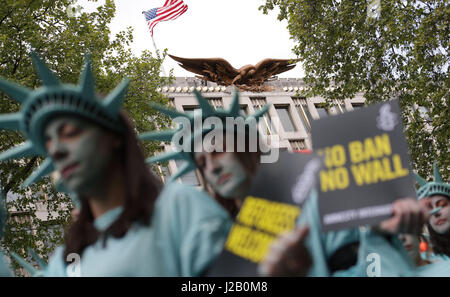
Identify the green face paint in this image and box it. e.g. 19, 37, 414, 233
429, 195, 450, 235
195, 152, 249, 199
44, 116, 117, 195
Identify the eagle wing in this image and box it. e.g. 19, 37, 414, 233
168, 54, 240, 85
251, 58, 299, 83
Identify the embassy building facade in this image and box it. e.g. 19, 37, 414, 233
152, 77, 366, 187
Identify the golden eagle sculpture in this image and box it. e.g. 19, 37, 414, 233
169, 54, 299, 92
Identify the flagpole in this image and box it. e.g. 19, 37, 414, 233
142, 10, 168, 77
151, 34, 168, 78
142, 0, 189, 79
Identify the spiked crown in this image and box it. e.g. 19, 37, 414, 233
139, 90, 270, 182
0, 52, 129, 187
414, 163, 449, 199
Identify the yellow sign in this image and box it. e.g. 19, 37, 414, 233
317, 133, 409, 193
224, 196, 301, 263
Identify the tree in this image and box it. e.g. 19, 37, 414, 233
260, 0, 449, 180
0, 0, 172, 274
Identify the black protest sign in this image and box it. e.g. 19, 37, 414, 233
311, 100, 417, 232
205, 151, 323, 276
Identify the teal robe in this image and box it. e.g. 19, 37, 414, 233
416, 260, 450, 276
44, 182, 232, 276
416, 253, 450, 276
298, 190, 416, 276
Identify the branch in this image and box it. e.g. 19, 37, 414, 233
4, 157, 38, 195
0, 8, 14, 27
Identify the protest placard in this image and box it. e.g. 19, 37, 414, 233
205, 151, 322, 276
311, 100, 417, 232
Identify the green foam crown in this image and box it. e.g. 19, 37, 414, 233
414, 162, 449, 199
139, 90, 270, 182
0, 52, 129, 187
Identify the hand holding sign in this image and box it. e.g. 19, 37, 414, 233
376, 197, 431, 235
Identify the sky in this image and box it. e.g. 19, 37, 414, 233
75, 0, 305, 78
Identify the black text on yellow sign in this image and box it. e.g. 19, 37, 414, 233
224, 196, 301, 263
317, 133, 409, 192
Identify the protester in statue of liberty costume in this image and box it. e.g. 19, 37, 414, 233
398, 233, 431, 267
396, 232, 450, 276
140, 90, 313, 275
140, 90, 272, 219
388, 163, 450, 276
0, 52, 231, 276
428, 195, 450, 261
416, 163, 450, 260
415, 163, 450, 263
0, 186, 12, 276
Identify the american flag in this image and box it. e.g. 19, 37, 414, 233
143, 0, 188, 36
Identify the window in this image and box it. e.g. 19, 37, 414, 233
315, 104, 329, 118
10, 211, 32, 226
293, 98, 312, 132
289, 139, 306, 151
275, 106, 297, 132
175, 160, 200, 186
204, 97, 223, 109
250, 97, 276, 135
183, 106, 199, 114
182, 106, 200, 125
351, 103, 364, 111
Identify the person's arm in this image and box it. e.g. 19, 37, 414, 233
296, 190, 361, 276
373, 197, 430, 235
329, 197, 429, 276
260, 190, 350, 277
259, 226, 311, 276
179, 214, 231, 276
158, 182, 232, 277
259, 193, 425, 276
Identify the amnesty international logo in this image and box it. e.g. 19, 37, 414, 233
224, 196, 300, 263
376, 103, 398, 132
